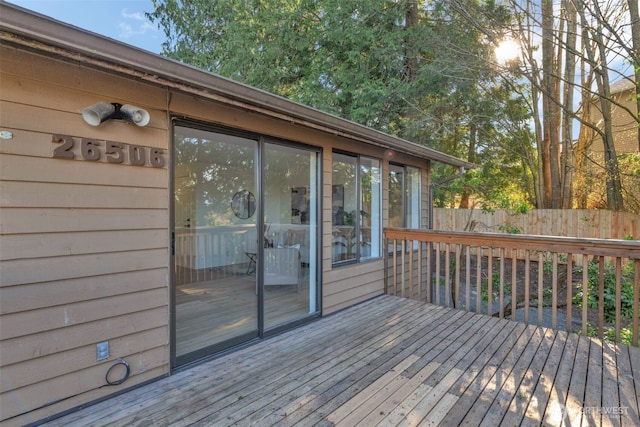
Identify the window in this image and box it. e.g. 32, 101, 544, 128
389, 164, 421, 229
332, 152, 381, 264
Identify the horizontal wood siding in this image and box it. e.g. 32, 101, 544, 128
0, 46, 170, 424
323, 261, 386, 314
0, 39, 437, 424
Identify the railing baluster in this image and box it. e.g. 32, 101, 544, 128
476, 246, 481, 315
633, 259, 639, 346
538, 252, 543, 327
465, 245, 471, 312
615, 257, 622, 343
384, 237, 388, 294
392, 238, 397, 296
418, 241, 423, 301
435, 242, 441, 306
409, 239, 414, 300
566, 253, 573, 333
426, 241, 432, 303
454, 244, 461, 309
552, 252, 558, 330
524, 250, 530, 325
445, 244, 451, 307
487, 248, 493, 316
599, 256, 605, 340
512, 248, 517, 321
582, 257, 588, 337
499, 248, 505, 319
401, 239, 406, 298
188, 234, 194, 284
196, 234, 201, 282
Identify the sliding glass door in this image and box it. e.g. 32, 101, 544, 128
173, 125, 259, 364
263, 142, 318, 329
172, 123, 319, 366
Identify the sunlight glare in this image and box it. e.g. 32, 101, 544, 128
495, 39, 520, 64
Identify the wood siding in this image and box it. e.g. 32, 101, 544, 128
588, 84, 638, 155
0, 38, 435, 424
0, 46, 171, 425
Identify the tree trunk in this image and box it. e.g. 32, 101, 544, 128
541, 0, 561, 208
458, 122, 476, 209
560, 0, 577, 208
628, 0, 640, 152
595, 27, 623, 211
574, 59, 594, 209
577, 0, 624, 211
402, 1, 418, 83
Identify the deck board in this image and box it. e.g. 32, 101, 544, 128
520, 330, 569, 426
41, 295, 640, 427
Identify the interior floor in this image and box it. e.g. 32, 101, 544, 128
175, 263, 312, 357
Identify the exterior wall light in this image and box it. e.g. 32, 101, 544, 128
82, 102, 150, 127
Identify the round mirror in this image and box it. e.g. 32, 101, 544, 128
231, 190, 256, 219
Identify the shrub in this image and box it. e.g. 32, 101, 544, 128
573, 261, 635, 323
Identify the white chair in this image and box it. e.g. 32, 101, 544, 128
263, 247, 301, 292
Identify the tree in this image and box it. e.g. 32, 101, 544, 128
149, 0, 536, 209
496, 0, 637, 211
629, 0, 640, 152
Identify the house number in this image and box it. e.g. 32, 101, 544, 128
52, 134, 165, 168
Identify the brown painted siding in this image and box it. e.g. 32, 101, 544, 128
0, 46, 170, 425
0, 39, 437, 424
589, 85, 639, 154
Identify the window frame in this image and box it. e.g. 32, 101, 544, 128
389, 162, 421, 229
331, 151, 382, 266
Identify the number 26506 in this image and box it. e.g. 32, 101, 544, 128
52, 134, 165, 168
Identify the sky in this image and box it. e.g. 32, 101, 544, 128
7, 0, 164, 54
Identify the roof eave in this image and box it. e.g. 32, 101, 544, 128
0, 2, 473, 169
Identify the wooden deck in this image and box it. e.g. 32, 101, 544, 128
43, 295, 640, 426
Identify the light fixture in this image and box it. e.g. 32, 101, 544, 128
82, 102, 116, 126
119, 104, 150, 127
82, 102, 150, 127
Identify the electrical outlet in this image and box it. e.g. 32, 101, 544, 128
96, 341, 109, 361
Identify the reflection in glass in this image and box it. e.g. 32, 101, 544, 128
389, 164, 405, 228
263, 143, 319, 329
360, 157, 381, 260
332, 153, 357, 263
231, 190, 256, 219
331, 153, 381, 264
173, 126, 258, 362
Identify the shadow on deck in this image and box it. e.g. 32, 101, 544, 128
44, 295, 640, 426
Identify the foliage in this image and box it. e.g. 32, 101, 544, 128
573, 261, 636, 323
581, 152, 640, 214
148, 0, 637, 212
149, 0, 533, 209
498, 224, 522, 234
579, 321, 633, 347
619, 153, 640, 214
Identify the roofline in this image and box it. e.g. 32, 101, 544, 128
0, 2, 473, 169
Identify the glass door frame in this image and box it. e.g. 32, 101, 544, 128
170, 119, 322, 369
259, 137, 323, 339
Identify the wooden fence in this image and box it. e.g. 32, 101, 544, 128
432, 208, 640, 240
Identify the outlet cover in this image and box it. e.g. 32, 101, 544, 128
96, 341, 109, 361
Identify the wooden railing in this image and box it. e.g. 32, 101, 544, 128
384, 228, 640, 347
